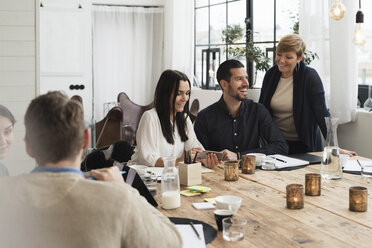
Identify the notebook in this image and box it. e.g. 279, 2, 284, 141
288, 153, 322, 164
265, 154, 309, 170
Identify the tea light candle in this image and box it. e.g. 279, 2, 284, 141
349, 186, 368, 212
305, 173, 321, 196
224, 160, 239, 181
286, 184, 304, 209
241, 155, 256, 174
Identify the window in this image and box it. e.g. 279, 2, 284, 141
357, 2, 372, 86
194, 0, 299, 88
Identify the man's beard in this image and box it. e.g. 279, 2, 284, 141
227, 84, 248, 101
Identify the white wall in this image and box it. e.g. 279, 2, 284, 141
0, 0, 37, 175
338, 110, 372, 158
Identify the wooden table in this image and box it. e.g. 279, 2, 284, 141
155, 155, 372, 248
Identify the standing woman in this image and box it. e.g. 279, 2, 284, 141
0, 104, 15, 176
259, 34, 355, 155
130, 70, 218, 167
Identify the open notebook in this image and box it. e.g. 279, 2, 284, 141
264, 154, 309, 170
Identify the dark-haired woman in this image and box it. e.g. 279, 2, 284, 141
0, 104, 15, 176
129, 70, 218, 167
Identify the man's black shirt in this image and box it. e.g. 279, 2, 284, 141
194, 96, 288, 155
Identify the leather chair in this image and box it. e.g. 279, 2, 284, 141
95, 106, 123, 148
189, 98, 200, 123
117, 92, 154, 146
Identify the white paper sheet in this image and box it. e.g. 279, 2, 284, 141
343, 160, 372, 172
192, 202, 215, 210
175, 224, 206, 248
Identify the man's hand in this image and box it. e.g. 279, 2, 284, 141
89, 166, 125, 184
201, 153, 219, 169
340, 149, 358, 157
222, 149, 238, 161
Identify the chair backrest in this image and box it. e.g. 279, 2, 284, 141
189, 98, 200, 123
81, 140, 134, 172
117, 92, 154, 145
95, 106, 123, 148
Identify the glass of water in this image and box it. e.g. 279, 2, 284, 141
361, 163, 372, 178
222, 217, 247, 242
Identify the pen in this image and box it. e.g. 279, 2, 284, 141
357, 159, 362, 167
273, 157, 287, 163
193, 152, 198, 163
189, 221, 201, 240
87, 171, 126, 180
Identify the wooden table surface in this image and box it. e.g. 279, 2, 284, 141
156, 154, 372, 248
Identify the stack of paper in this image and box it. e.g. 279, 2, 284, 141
187, 186, 211, 193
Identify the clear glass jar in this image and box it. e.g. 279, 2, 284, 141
320, 117, 342, 180
161, 157, 180, 209
224, 160, 239, 181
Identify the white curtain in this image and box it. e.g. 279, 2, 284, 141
92, 5, 164, 121
299, 0, 357, 124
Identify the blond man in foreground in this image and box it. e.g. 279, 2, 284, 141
0, 91, 182, 248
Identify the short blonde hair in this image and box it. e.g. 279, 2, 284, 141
25, 91, 85, 165
276, 34, 306, 58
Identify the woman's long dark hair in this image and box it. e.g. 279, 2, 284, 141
0, 104, 16, 125
154, 70, 191, 144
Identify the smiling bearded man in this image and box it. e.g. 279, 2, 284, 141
194, 59, 288, 160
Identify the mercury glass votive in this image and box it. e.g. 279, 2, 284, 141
224, 160, 239, 181
349, 186, 368, 212
286, 184, 304, 209
241, 155, 256, 174
305, 173, 321, 196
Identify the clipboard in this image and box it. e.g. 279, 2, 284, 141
288, 153, 322, 164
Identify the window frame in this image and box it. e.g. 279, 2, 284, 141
194, 0, 285, 87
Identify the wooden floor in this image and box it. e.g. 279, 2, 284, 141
156, 155, 372, 248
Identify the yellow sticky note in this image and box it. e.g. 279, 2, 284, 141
180, 190, 201, 197
204, 198, 216, 204
187, 186, 211, 193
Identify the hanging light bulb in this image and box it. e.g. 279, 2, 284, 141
353, 0, 366, 47
329, 0, 346, 21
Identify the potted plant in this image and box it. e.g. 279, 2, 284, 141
222, 24, 271, 87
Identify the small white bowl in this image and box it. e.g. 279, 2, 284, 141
129, 165, 148, 176
215, 195, 242, 214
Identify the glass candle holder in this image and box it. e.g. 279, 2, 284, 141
305, 173, 321, 196
286, 184, 304, 209
241, 155, 256, 174
224, 160, 239, 181
349, 186, 368, 212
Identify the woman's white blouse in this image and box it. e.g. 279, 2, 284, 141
129, 108, 203, 166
